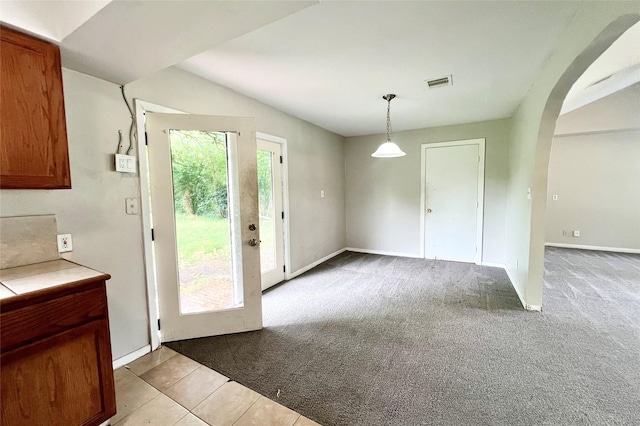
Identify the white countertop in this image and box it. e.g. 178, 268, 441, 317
0, 260, 106, 299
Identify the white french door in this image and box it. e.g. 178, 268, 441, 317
146, 113, 262, 342
257, 139, 285, 290
422, 139, 485, 264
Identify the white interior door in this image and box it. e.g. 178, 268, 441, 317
257, 139, 285, 290
423, 140, 485, 263
146, 113, 262, 342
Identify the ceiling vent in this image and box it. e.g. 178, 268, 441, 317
425, 75, 453, 89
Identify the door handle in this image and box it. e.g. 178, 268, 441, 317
427, 208, 432, 213
248, 239, 260, 246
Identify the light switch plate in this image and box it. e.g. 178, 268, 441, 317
115, 154, 137, 173
57, 234, 73, 252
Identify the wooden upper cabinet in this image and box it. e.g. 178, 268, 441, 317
0, 26, 71, 189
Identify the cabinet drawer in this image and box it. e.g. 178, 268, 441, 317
0, 285, 107, 352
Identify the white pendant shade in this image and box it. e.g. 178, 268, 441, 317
372, 93, 405, 158
371, 140, 406, 158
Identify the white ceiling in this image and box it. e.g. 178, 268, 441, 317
179, 1, 583, 136
1, 1, 638, 137
0, 1, 315, 83
561, 21, 640, 115
0, 0, 110, 41
60, 1, 315, 84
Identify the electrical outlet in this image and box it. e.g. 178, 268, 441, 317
115, 154, 137, 173
552, 194, 558, 201
57, 234, 73, 252
573, 230, 580, 237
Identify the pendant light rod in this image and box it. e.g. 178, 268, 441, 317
383, 94, 395, 142
372, 93, 406, 158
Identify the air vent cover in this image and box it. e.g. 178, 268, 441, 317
425, 75, 453, 89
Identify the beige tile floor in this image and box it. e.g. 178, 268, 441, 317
112, 346, 321, 426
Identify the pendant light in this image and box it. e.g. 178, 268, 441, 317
371, 94, 406, 158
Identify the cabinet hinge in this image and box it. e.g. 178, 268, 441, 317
280, 155, 283, 164
145, 131, 149, 146
151, 228, 155, 241
281, 211, 285, 220
157, 319, 161, 330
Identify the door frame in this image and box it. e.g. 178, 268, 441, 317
135, 100, 185, 351
419, 138, 486, 264
256, 132, 291, 282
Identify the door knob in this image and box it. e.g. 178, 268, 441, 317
248, 239, 260, 246
248, 224, 256, 231
427, 208, 432, 213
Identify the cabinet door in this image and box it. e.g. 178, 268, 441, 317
1, 319, 116, 426
0, 26, 71, 189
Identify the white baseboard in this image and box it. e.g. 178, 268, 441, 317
481, 262, 505, 268
113, 345, 151, 369
545, 243, 640, 254
504, 266, 541, 312
287, 248, 347, 280
345, 247, 422, 258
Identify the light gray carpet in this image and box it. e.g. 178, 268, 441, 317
167, 249, 640, 425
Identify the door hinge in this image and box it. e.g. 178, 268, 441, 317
283, 265, 286, 273
281, 211, 285, 220
280, 155, 283, 164
151, 228, 155, 241
157, 319, 161, 330
145, 131, 148, 146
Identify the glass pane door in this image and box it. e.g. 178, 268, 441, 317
146, 112, 261, 342
256, 138, 284, 290
169, 130, 243, 314
257, 149, 276, 274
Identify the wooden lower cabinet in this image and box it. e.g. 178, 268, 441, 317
1, 277, 116, 426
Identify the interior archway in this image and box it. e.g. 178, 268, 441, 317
528, 14, 640, 309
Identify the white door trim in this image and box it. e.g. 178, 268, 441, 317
419, 138, 485, 264
256, 132, 291, 280
135, 100, 185, 351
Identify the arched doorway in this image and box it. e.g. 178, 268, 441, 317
504, 7, 639, 310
